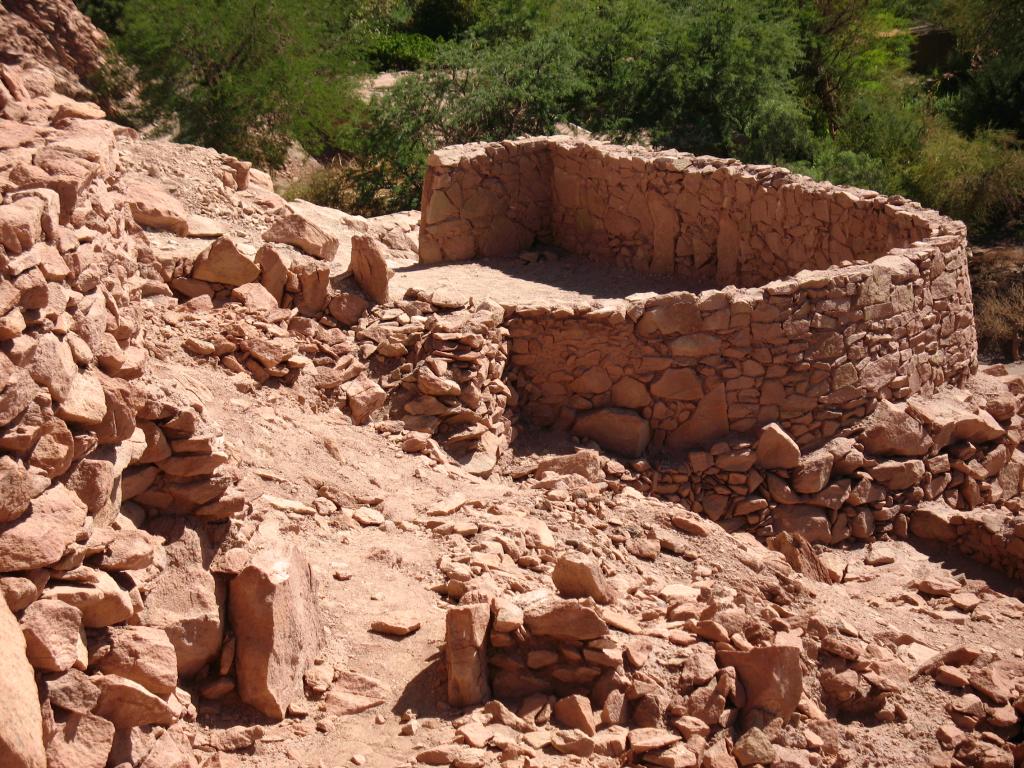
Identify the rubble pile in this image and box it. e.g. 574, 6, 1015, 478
433, 456, 1023, 768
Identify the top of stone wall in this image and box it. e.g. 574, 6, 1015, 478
426, 135, 962, 238
422, 136, 967, 313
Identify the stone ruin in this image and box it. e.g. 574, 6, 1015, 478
383, 136, 1024, 717
3, 33, 1024, 764
418, 136, 975, 455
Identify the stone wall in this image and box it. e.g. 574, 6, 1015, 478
420, 137, 936, 288
417, 137, 976, 456
420, 139, 551, 265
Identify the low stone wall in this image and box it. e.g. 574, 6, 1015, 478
506, 236, 975, 453
417, 137, 975, 456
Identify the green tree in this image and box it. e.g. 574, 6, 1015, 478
939, 0, 1024, 138
345, 31, 588, 212
115, 0, 363, 165
75, 0, 127, 34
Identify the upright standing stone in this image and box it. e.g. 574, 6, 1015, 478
230, 546, 322, 720
350, 235, 393, 304
445, 603, 490, 707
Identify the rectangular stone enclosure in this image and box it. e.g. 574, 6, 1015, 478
417, 137, 976, 456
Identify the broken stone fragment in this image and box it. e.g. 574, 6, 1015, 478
0, 455, 31, 523
44, 669, 101, 714
370, 611, 421, 637
553, 694, 597, 736
229, 545, 322, 720
552, 553, 616, 604
719, 644, 803, 723
858, 400, 932, 457
191, 235, 260, 286
909, 500, 957, 542
343, 375, 386, 425
56, 373, 107, 426
755, 423, 801, 469
791, 448, 834, 494
42, 569, 135, 628
91, 674, 177, 728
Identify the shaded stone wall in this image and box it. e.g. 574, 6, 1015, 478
419, 138, 551, 264
420, 137, 936, 288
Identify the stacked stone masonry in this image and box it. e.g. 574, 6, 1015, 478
411, 138, 1024, 584
0, 60, 327, 767
420, 136, 976, 455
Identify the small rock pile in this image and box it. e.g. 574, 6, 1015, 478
437, 499, 825, 767
361, 296, 514, 476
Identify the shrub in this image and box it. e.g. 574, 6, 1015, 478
911, 125, 1024, 239
366, 32, 437, 70
969, 247, 1024, 359
974, 283, 1024, 360
282, 164, 360, 212
113, 0, 362, 167
344, 31, 588, 214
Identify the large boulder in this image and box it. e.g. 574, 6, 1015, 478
719, 644, 802, 723
44, 712, 115, 768
229, 545, 322, 719
572, 408, 651, 458
0, 483, 87, 572
42, 570, 134, 628
0, 596, 45, 767
90, 625, 178, 696
907, 392, 1006, 449
137, 520, 224, 678
20, 598, 86, 672
858, 400, 932, 457
124, 178, 188, 235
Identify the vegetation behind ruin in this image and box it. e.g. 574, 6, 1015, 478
78, 0, 1024, 352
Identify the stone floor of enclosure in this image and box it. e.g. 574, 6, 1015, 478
388, 248, 716, 305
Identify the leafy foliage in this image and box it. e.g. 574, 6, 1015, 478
114, 0, 362, 166
84, 0, 1024, 239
